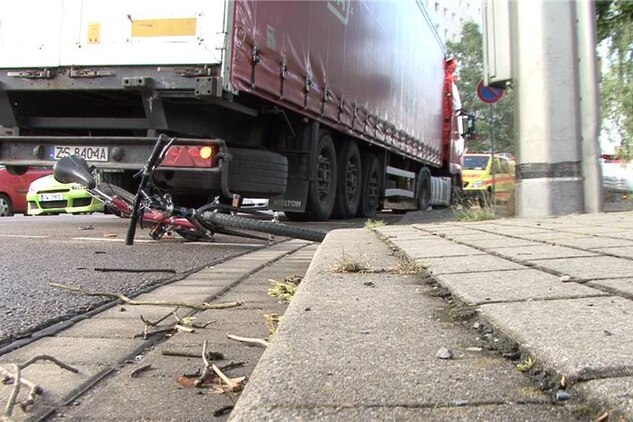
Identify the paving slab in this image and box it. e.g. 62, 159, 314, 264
57, 318, 145, 339
376, 226, 435, 238
53, 365, 233, 422
586, 278, 633, 298
480, 296, 633, 381
553, 237, 633, 250
0, 363, 108, 421
423, 254, 527, 276
455, 224, 551, 236
573, 376, 633, 419
139, 284, 227, 297
486, 245, 600, 261
390, 240, 486, 259
512, 232, 589, 242
434, 269, 608, 305
456, 237, 542, 249
590, 245, 633, 259
93, 303, 189, 321
556, 226, 632, 236
1, 337, 143, 366
531, 256, 633, 279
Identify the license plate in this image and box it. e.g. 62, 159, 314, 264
54, 145, 109, 162
39, 193, 63, 201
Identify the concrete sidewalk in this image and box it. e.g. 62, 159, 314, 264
2, 212, 633, 421
232, 212, 633, 421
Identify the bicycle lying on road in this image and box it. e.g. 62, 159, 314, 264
53, 134, 326, 245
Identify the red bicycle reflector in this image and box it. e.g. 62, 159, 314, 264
160, 145, 215, 168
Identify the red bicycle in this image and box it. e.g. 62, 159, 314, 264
53, 135, 326, 245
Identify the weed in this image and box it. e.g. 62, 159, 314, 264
392, 255, 428, 274
332, 251, 372, 273
267, 275, 302, 302
263, 313, 280, 338
516, 356, 536, 372
364, 218, 387, 229
453, 200, 496, 221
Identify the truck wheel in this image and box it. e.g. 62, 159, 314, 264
332, 140, 361, 219
0, 194, 13, 216
417, 167, 432, 211
306, 132, 338, 220
356, 154, 381, 218
101, 171, 139, 194
228, 148, 288, 196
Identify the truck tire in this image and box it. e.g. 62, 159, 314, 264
201, 212, 326, 242
356, 154, 381, 218
332, 140, 361, 219
417, 167, 432, 211
101, 171, 139, 194
287, 132, 337, 221
228, 148, 287, 196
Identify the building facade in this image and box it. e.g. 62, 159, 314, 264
424, 0, 482, 42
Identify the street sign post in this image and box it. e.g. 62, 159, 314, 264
476, 80, 505, 207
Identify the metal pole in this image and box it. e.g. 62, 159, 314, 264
512, 0, 584, 217
489, 103, 496, 207
575, 0, 603, 213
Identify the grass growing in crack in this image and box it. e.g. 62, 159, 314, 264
516, 356, 536, 372
453, 205, 496, 222
364, 218, 387, 229
448, 304, 478, 321
453, 193, 496, 222
392, 255, 428, 274
332, 251, 373, 273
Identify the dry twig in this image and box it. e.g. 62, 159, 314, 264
162, 349, 225, 360
2, 355, 78, 419
129, 364, 152, 378
227, 333, 269, 348
211, 364, 246, 392
50, 282, 242, 311
194, 341, 214, 388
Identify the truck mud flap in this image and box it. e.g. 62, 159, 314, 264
268, 178, 309, 212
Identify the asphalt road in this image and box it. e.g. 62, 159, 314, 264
0, 212, 404, 349
0, 214, 277, 347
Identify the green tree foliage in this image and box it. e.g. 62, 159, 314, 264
446, 21, 514, 154
596, 0, 633, 157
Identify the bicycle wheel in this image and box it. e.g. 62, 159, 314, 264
200, 212, 326, 242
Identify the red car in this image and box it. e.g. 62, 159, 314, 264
0, 166, 52, 216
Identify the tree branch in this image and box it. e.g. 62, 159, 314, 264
50, 282, 242, 311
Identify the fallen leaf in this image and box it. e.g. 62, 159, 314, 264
176, 375, 198, 388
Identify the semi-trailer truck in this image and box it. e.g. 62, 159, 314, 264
0, 0, 471, 221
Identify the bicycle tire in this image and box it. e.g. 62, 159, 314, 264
200, 212, 326, 242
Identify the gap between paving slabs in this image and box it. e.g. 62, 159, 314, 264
0, 239, 314, 421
